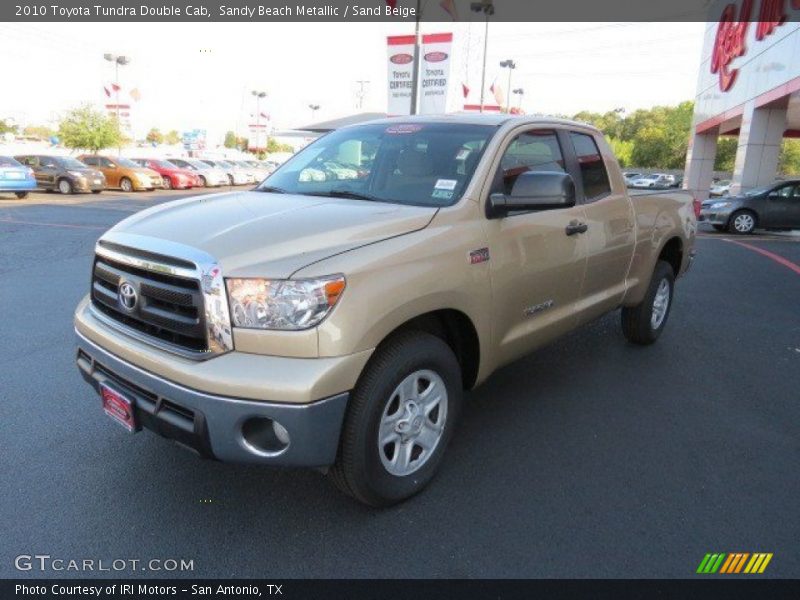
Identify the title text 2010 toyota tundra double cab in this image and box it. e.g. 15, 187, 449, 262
75, 116, 697, 506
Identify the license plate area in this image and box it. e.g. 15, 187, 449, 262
100, 383, 139, 433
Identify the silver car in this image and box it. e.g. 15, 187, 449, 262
201, 159, 252, 186
169, 158, 229, 187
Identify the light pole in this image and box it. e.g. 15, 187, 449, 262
251, 90, 267, 152
308, 104, 320, 121
103, 53, 130, 154
355, 80, 370, 110
512, 88, 524, 111
471, 1, 495, 113
499, 59, 516, 113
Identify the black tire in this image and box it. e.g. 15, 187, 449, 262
162, 176, 173, 190
712, 224, 726, 232
57, 178, 73, 195
198, 175, 207, 187
621, 260, 675, 345
14, 192, 29, 199
91, 190, 102, 194
120, 177, 133, 193
329, 331, 462, 507
728, 209, 757, 234
227, 174, 234, 186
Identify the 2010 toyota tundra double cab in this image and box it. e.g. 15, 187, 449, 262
75, 115, 697, 506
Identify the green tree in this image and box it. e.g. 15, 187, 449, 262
146, 127, 164, 144
165, 130, 181, 145
224, 130, 238, 149
779, 139, 800, 176
607, 137, 634, 168
266, 137, 293, 153
23, 124, 55, 139
58, 105, 122, 153
0, 119, 17, 135
714, 137, 737, 172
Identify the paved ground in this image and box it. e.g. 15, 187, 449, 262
1, 189, 798, 578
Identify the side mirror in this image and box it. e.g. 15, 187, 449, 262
489, 171, 575, 218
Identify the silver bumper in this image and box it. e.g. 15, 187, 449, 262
76, 331, 349, 467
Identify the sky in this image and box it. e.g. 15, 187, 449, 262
0, 21, 705, 143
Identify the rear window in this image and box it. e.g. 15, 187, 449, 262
570, 132, 611, 201
0, 156, 22, 168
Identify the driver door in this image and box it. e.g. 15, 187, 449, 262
483, 127, 589, 367
764, 183, 800, 228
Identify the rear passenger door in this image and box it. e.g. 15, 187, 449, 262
763, 184, 800, 228
566, 130, 635, 323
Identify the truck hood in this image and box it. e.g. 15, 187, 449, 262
105, 190, 437, 278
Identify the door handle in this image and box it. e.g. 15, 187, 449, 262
565, 221, 588, 236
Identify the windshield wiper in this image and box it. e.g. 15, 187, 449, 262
257, 185, 287, 194
305, 189, 381, 202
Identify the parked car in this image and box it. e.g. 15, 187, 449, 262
16, 154, 105, 194
77, 155, 162, 192
630, 173, 672, 189
623, 172, 642, 186
200, 159, 252, 185
244, 160, 277, 178
0, 155, 37, 199
700, 180, 800, 234
74, 115, 696, 506
167, 158, 229, 187
130, 158, 200, 190
709, 179, 731, 197
230, 159, 268, 183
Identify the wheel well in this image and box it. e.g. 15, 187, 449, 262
382, 309, 480, 390
658, 237, 683, 276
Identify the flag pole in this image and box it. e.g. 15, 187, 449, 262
409, 0, 422, 115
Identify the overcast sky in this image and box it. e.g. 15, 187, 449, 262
0, 21, 705, 141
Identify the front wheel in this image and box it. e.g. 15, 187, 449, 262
329, 331, 462, 507
14, 192, 29, 199
198, 175, 208, 187
729, 210, 756, 234
621, 260, 675, 345
57, 178, 73, 195
162, 176, 173, 190
120, 177, 133, 193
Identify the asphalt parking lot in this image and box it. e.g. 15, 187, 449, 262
1, 188, 798, 579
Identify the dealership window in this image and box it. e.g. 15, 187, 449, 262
569, 132, 611, 201
496, 129, 565, 195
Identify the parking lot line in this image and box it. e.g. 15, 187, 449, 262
723, 238, 800, 275
0, 217, 106, 230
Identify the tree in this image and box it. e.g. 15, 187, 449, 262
23, 124, 55, 140
779, 139, 800, 176
224, 130, 238, 149
58, 105, 122, 153
714, 137, 737, 172
165, 130, 181, 145
266, 137, 293, 153
608, 137, 634, 168
0, 119, 17, 135
146, 127, 164, 144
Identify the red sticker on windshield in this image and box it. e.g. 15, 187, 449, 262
385, 124, 423, 135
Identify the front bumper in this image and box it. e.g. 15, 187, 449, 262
76, 331, 349, 466
698, 209, 732, 226
72, 177, 106, 192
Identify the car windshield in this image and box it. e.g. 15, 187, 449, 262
258, 122, 496, 207
148, 160, 174, 169
0, 156, 22, 167
115, 157, 139, 168
58, 157, 88, 169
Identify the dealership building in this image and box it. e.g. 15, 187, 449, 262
685, 1, 800, 200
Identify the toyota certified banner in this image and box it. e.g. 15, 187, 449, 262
419, 32, 453, 115
387, 32, 453, 115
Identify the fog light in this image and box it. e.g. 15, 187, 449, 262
272, 420, 290, 445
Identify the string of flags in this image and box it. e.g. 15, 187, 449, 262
103, 83, 141, 102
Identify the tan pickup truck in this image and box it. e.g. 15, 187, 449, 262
75, 115, 697, 506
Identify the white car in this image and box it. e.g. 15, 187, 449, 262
169, 158, 229, 187
201, 159, 253, 186
710, 180, 731, 196
630, 173, 671, 189
623, 172, 642, 187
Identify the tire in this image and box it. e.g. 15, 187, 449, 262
57, 178, 73, 195
198, 175, 207, 187
728, 210, 756, 234
227, 174, 234, 186
712, 224, 726, 232
621, 260, 675, 345
120, 177, 133, 193
162, 176, 172, 190
329, 331, 462, 507
92, 190, 102, 194
14, 192, 29, 199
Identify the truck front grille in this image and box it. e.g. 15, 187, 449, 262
91, 253, 208, 352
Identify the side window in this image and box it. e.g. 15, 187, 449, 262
82, 157, 96, 166
42, 157, 57, 168
569, 132, 611, 201
100, 158, 115, 168
497, 129, 565, 195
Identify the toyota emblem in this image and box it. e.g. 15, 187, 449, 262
118, 281, 138, 312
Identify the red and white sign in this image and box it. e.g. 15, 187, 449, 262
387, 35, 416, 116
419, 33, 453, 115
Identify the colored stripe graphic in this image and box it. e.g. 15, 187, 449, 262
697, 553, 727, 573
699, 552, 773, 574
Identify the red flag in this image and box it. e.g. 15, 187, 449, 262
103, 86, 111, 98
111, 83, 121, 92
462, 83, 470, 98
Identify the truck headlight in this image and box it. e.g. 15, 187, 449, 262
710, 201, 731, 209
226, 276, 346, 330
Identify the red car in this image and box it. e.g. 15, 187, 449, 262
131, 158, 201, 190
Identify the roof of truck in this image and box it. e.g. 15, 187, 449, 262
344, 113, 602, 132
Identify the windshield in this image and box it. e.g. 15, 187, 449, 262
148, 159, 175, 169
116, 157, 139, 168
259, 122, 496, 207
58, 157, 88, 169
0, 156, 22, 168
